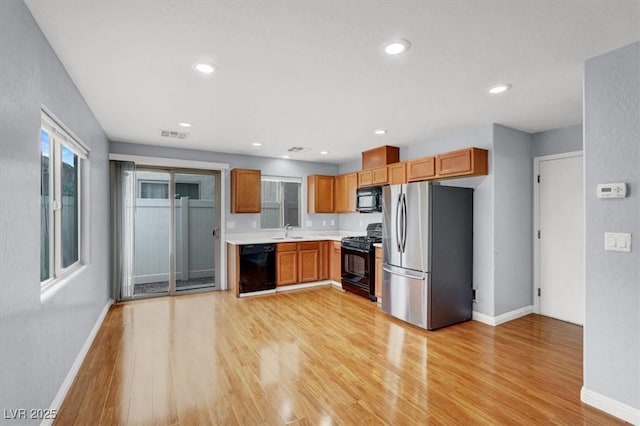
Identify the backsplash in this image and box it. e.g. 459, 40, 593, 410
226, 213, 340, 233
338, 212, 383, 232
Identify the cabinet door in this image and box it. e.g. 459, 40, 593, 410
308, 175, 335, 213
277, 250, 298, 286
375, 247, 382, 300
231, 168, 261, 213
335, 173, 357, 213
371, 166, 388, 185
330, 242, 342, 283
358, 169, 373, 187
318, 241, 329, 280
407, 157, 436, 182
436, 147, 488, 177
345, 173, 357, 212
334, 174, 347, 213
298, 248, 319, 282
388, 162, 406, 185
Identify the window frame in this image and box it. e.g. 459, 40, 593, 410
40, 111, 88, 291
260, 176, 302, 229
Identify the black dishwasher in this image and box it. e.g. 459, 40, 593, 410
239, 244, 277, 293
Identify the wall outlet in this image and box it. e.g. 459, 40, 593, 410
330, 219, 335, 226
227, 221, 235, 229
359, 220, 363, 227
306, 220, 312, 227
251, 221, 257, 228
322, 220, 326, 226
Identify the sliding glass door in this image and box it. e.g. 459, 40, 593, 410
133, 170, 172, 296
118, 167, 220, 299
174, 172, 217, 292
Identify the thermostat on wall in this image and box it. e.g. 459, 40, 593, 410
597, 182, 627, 198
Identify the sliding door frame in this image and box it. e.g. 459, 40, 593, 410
110, 154, 229, 294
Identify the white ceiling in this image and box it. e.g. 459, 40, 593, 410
25, 0, 640, 164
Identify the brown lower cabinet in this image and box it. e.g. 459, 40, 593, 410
330, 241, 341, 283
318, 241, 329, 280
375, 246, 382, 301
277, 241, 326, 286
298, 242, 320, 283
276, 243, 298, 286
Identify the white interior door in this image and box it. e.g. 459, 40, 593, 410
536, 153, 584, 325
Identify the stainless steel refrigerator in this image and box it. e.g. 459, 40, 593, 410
382, 182, 473, 330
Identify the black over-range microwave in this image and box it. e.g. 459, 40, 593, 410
356, 186, 383, 213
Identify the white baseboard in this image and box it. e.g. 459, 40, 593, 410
276, 280, 333, 292
472, 305, 533, 326
581, 386, 640, 425
42, 299, 113, 426
329, 280, 343, 290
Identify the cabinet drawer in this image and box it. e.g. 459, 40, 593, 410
298, 242, 319, 251
277, 242, 298, 252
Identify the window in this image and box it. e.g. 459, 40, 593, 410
138, 180, 200, 199
40, 112, 87, 286
260, 177, 301, 229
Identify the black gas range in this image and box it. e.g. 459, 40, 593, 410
341, 223, 382, 301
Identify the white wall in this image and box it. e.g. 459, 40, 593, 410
532, 124, 582, 157
492, 124, 533, 315
0, 1, 111, 421
583, 41, 639, 418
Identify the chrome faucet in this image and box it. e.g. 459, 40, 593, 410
284, 224, 293, 238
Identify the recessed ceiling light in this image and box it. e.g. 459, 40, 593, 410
178, 122, 192, 128
282, 155, 290, 159
252, 142, 262, 147
193, 62, 217, 74
320, 151, 329, 155
384, 40, 411, 55
488, 84, 511, 94
374, 129, 387, 135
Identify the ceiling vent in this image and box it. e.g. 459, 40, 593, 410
161, 130, 188, 139
287, 146, 311, 152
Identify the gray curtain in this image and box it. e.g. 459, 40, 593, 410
110, 161, 135, 300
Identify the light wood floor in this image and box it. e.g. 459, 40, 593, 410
56, 287, 622, 425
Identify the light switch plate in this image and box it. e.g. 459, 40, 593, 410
227, 221, 235, 229
605, 232, 632, 252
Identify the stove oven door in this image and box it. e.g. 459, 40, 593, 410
341, 246, 374, 300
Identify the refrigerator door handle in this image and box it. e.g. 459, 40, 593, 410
401, 193, 408, 252
395, 191, 402, 252
383, 265, 426, 281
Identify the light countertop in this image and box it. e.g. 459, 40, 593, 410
226, 231, 364, 245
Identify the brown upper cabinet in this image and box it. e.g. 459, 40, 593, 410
436, 147, 488, 178
358, 166, 389, 187
407, 156, 436, 182
388, 162, 407, 185
308, 175, 335, 213
362, 145, 400, 169
230, 168, 261, 213
335, 173, 357, 213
